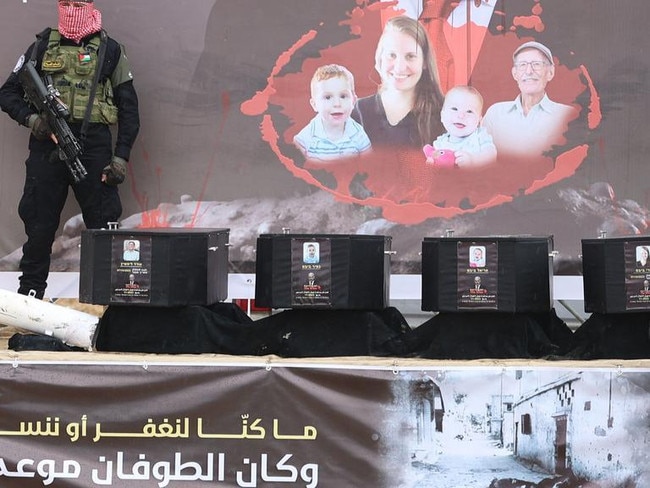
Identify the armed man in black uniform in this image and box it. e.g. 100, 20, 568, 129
0, 0, 139, 300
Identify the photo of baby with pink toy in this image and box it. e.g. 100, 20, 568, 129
423, 85, 496, 168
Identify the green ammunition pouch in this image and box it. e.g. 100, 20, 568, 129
40, 30, 118, 125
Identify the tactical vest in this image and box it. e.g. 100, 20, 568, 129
40, 29, 118, 125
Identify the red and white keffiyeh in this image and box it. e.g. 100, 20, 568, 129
58, 1, 102, 43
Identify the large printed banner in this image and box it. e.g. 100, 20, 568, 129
0, 0, 649, 275
1, 360, 649, 487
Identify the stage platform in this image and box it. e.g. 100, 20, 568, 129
1, 347, 650, 369
1, 295, 649, 487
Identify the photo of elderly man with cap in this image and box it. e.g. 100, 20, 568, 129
0, 0, 139, 300
482, 40, 577, 159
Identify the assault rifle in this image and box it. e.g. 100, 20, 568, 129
19, 60, 87, 183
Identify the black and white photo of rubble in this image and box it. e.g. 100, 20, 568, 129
383, 368, 650, 488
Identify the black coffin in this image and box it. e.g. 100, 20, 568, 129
255, 234, 391, 310
582, 236, 650, 313
421, 236, 553, 313
79, 228, 230, 306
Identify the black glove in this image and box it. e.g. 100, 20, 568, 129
26, 114, 52, 141
102, 156, 128, 185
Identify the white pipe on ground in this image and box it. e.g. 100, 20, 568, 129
0, 289, 99, 350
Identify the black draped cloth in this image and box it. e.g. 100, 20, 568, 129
384, 309, 576, 360
93, 304, 409, 356
564, 313, 650, 359
9, 305, 650, 360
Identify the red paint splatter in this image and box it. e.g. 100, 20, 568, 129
135, 88, 233, 229
140, 207, 170, 228
512, 15, 544, 32
579, 64, 602, 130
127, 135, 149, 211
186, 90, 232, 228
512, 2, 545, 32
525, 145, 590, 195
240, 30, 318, 117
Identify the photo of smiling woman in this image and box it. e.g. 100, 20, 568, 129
352, 15, 445, 149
